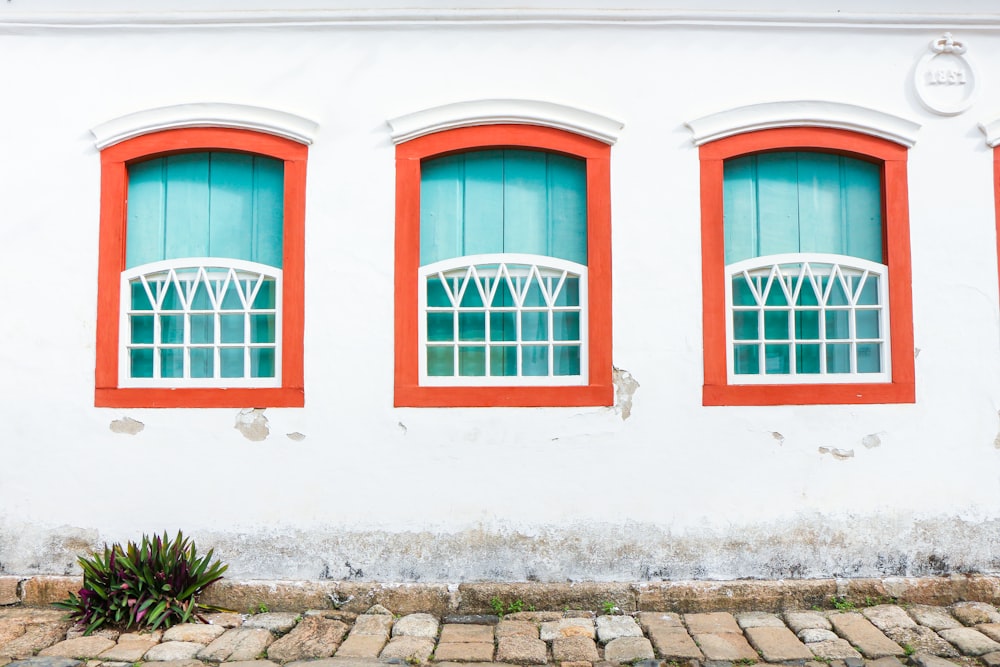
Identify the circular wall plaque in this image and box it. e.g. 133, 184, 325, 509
914, 33, 977, 116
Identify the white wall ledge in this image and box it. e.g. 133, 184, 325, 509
686, 101, 921, 148
91, 103, 319, 149
387, 100, 623, 145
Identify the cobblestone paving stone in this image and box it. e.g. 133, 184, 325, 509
4, 601, 1000, 666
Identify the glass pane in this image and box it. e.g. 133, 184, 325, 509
130, 282, 153, 310
160, 315, 184, 344
458, 346, 486, 376
857, 343, 881, 373
552, 312, 580, 341
825, 310, 850, 339
220, 281, 244, 310
763, 281, 788, 306
521, 311, 548, 342
795, 311, 820, 340
190, 314, 214, 344
190, 281, 212, 310
553, 345, 581, 376
161, 280, 183, 310
160, 348, 184, 378
827, 343, 852, 373
427, 277, 452, 307
731, 276, 757, 306
522, 278, 547, 307
491, 278, 516, 307
553, 277, 580, 307
856, 310, 880, 339
427, 312, 454, 342
764, 311, 788, 340
130, 315, 154, 344
489, 312, 516, 341
827, 276, 850, 306
221, 314, 244, 343
250, 348, 276, 378
220, 348, 244, 378
252, 279, 276, 309
796, 344, 821, 374
250, 314, 275, 343
190, 348, 213, 378
522, 345, 549, 376
733, 344, 759, 375
732, 310, 758, 341
489, 346, 517, 376
459, 282, 484, 308
129, 349, 154, 378
796, 278, 819, 306
427, 346, 454, 376
458, 312, 486, 341
857, 275, 880, 305
764, 344, 790, 374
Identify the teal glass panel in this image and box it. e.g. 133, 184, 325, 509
554, 277, 580, 307
427, 346, 455, 376
489, 312, 516, 341
250, 314, 275, 343
553, 345, 581, 376
733, 311, 758, 341
522, 279, 546, 307
250, 348, 275, 378
825, 310, 850, 339
490, 346, 517, 376
764, 283, 787, 306
160, 348, 184, 378
253, 279, 276, 309
491, 278, 516, 307
521, 311, 548, 342
190, 348, 213, 378
458, 346, 486, 376
733, 344, 760, 375
427, 277, 452, 307
522, 346, 549, 376
130, 282, 154, 310
764, 311, 788, 340
220, 281, 244, 309
130, 315, 154, 344
797, 277, 819, 306
130, 349, 154, 378
857, 275, 880, 305
160, 315, 184, 344
764, 344, 790, 374
190, 280, 212, 310
795, 311, 820, 340
796, 344, 821, 374
731, 276, 757, 306
221, 314, 244, 343
458, 312, 486, 341
220, 348, 244, 377
856, 310, 880, 339
857, 343, 881, 373
190, 314, 214, 344
459, 283, 484, 308
427, 312, 454, 342
827, 277, 849, 305
826, 343, 852, 373
553, 312, 580, 341
160, 280, 182, 310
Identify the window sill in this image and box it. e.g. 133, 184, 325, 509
394, 383, 613, 408
95, 386, 304, 408
703, 382, 915, 406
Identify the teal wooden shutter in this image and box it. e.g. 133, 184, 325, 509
126, 152, 284, 269
723, 151, 882, 264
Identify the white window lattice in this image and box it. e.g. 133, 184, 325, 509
418, 253, 588, 386
725, 253, 890, 384
119, 258, 282, 388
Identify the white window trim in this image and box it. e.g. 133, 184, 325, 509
418, 252, 589, 387
119, 257, 283, 388
725, 252, 891, 385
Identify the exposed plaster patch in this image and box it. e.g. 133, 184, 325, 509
862, 433, 882, 449
612, 367, 639, 420
994, 433, 1000, 449
235, 408, 269, 441
915, 347, 921, 358
818, 446, 855, 460
109, 417, 144, 435
771, 431, 784, 444
286, 432, 306, 442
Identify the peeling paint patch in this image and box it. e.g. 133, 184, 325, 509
109, 417, 144, 435
612, 367, 639, 420
286, 432, 306, 442
914, 347, 921, 358
398, 421, 408, 435
819, 446, 855, 460
235, 408, 269, 441
993, 433, 1000, 449
771, 431, 784, 444
862, 433, 882, 449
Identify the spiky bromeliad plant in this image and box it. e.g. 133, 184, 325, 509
55, 531, 228, 635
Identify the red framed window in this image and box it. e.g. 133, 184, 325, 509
95, 127, 307, 408
394, 124, 613, 407
699, 127, 915, 406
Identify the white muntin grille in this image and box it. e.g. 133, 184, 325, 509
418, 253, 588, 386
119, 258, 282, 388
725, 253, 890, 384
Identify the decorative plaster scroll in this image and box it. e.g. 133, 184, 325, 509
91, 103, 319, 149
685, 101, 920, 148
387, 100, 624, 145
914, 33, 977, 116
977, 119, 1000, 148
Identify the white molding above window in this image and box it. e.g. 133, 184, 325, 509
91, 103, 318, 149
387, 100, 623, 145
978, 117, 1000, 147
686, 101, 920, 148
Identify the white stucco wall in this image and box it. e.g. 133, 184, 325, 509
2, 1, 1000, 582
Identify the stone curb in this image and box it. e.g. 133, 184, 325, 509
4, 574, 1000, 613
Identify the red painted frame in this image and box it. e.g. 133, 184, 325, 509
94, 127, 307, 408
699, 127, 915, 406
394, 124, 613, 407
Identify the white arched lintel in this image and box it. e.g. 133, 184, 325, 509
91, 103, 319, 149
686, 101, 920, 148
387, 99, 624, 145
